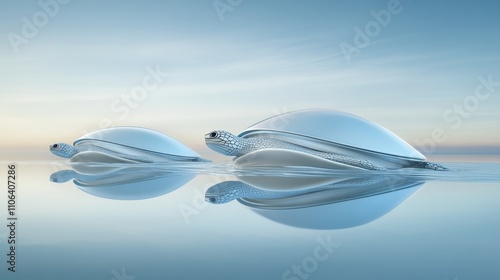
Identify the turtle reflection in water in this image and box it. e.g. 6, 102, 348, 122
205, 176, 417, 205
50, 126, 207, 163
50, 167, 195, 200
205, 176, 425, 229
205, 109, 448, 171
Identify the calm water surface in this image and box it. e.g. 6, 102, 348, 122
0, 155, 499, 280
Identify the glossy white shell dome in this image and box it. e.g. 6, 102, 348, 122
74, 127, 200, 158
239, 109, 425, 162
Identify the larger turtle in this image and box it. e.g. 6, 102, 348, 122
205, 109, 448, 171
50, 126, 206, 163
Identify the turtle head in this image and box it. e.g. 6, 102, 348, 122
50, 170, 76, 183
205, 130, 241, 156
50, 143, 77, 158
205, 181, 245, 204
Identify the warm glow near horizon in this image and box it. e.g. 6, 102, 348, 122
1, 1, 499, 156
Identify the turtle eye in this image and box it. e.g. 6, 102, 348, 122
209, 197, 217, 203
52, 144, 59, 149
210, 132, 218, 138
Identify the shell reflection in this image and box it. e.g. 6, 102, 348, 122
50, 164, 195, 200
206, 175, 425, 229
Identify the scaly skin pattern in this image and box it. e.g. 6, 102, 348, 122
412, 161, 449, 171
50, 143, 205, 162
209, 131, 387, 170
243, 137, 388, 170
206, 181, 294, 204
206, 131, 449, 171
206, 177, 389, 204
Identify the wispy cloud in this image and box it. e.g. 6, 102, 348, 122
1, 1, 499, 150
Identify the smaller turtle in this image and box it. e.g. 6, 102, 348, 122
50, 143, 155, 162
50, 127, 206, 163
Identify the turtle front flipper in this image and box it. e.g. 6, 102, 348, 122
411, 161, 449, 171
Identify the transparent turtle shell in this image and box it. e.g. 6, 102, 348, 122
74, 127, 200, 160
238, 109, 425, 166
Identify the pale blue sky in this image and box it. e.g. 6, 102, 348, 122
1, 0, 499, 154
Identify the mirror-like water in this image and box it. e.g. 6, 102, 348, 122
0, 156, 499, 280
